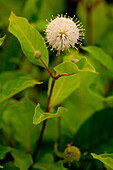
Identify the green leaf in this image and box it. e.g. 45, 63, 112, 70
34, 154, 66, 170
0, 71, 42, 103
82, 46, 113, 73
0, 35, 21, 72
48, 55, 98, 107
54, 57, 97, 74
73, 108, 113, 153
48, 74, 80, 107
0, 145, 11, 160
8, 11, 49, 67
11, 149, 33, 170
0, 35, 6, 46
88, 83, 113, 107
91, 153, 113, 169
33, 160, 67, 170
33, 104, 67, 125
59, 72, 105, 151
2, 98, 38, 152
0, 145, 33, 170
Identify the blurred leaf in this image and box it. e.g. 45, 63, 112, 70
54, 57, 97, 74
23, 0, 38, 22
0, 0, 23, 28
60, 72, 105, 151
0, 145, 11, 160
35, 19, 47, 32
33, 104, 67, 125
91, 153, 113, 169
37, 0, 66, 20
82, 46, 113, 73
2, 161, 18, 170
8, 12, 49, 67
0, 35, 6, 46
77, 1, 112, 44
33, 158, 67, 170
11, 149, 33, 170
0, 71, 41, 103
99, 30, 113, 56
2, 98, 38, 152
38, 153, 54, 163
0, 165, 3, 168
0, 35, 21, 72
74, 108, 113, 153
88, 83, 113, 107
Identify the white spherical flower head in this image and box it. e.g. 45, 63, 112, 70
45, 15, 84, 51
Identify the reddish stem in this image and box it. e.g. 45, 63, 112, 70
55, 72, 79, 80
0, 129, 13, 147
46, 79, 55, 111
33, 51, 60, 161
104, 80, 113, 97
55, 50, 60, 67
40, 58, 53, 78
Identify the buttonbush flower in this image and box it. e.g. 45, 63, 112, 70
45, 14, 84, 51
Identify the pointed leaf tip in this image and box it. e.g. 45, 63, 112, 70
0, 35, 6, 46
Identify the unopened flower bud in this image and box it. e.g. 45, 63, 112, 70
72, 59, 79, 63
34, 51, 41, 59
63, 145, 81, 164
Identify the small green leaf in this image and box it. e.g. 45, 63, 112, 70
33, 104, 67, 125
11, 149, 33, 170
0, 71, 42, 103
91, 153, 113, 169
8, 12, 49, 67
82, 46, 113, 73
54, 57, 97, 74
0, 145, 11, 160
0, 35, 6, 46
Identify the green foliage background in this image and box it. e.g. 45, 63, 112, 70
0, 0, 113, 169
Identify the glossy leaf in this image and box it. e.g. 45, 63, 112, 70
0, 145, 11, 160
0, 35, 6, 46
73, 108, 113, 153
0, 71, 42, 103
54, 57, 96, 74
33, 104, 67, 125
11, 149, 33, 170
82, 46, 113, 73
91, 153, 113, 169
8, 12, 49, 67
48, 74, 80, 107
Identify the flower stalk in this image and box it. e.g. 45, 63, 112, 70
33, 51, 60, 161
33, 14, 84, 161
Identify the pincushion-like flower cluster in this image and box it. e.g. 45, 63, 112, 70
45, 15, 84, 51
